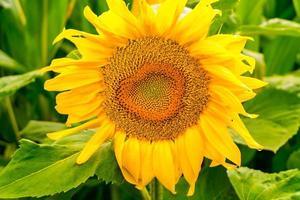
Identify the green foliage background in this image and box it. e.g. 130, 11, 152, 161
0, 0, 300, 199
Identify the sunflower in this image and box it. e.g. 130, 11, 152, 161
43, 0, 266, 196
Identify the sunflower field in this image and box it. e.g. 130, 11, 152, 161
0, 0, 300, 199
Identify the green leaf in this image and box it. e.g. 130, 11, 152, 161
287, 149, 300, 170
209, 0, 239, 35
66, 49, 82, 60
95, 144, 124, 184
0, 0, 72, 68
164, 166, 238, 200
20, 120, 66, 142
236, 0, 266, 25
264, 36, 300, 75
239, 19, 300, 37
228, 167, 300, 200
0, 131, 122, 198
0, 70, 42, 101
237, 88, 300, 152
293, 0, 300, 17
0, 49, 24, 72
266, 70, 300, 96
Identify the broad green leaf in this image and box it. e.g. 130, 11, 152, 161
287, 149, 300, 169
96, 0, 108, 13
234, 0, 266, 50
294, 0, 300, 17
266, 70, 300, 96
237, 88, 300, 152
95, 144, 124, 184
265, 0, 295, 19
264, 36, 300, 75
164, 167, 238, 200
239, 145, 256, 165
0, 0, 72, 68
0, 131, 122, 198
239, 19, 300, 37
209, 0, 239, 35
20, 120, 66, 142
228, 167, 300, 200
0, 49, 24, 72
236, 0, 266, 25
0, 70, 42, 100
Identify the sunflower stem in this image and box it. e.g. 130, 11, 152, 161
140, 187, 151, 200
150, 179, 164, 200
5, 97, 20, 140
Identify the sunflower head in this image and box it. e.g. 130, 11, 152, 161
44, 0, 267, 196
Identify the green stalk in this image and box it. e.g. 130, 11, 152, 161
5, 97, 20, 140
14, 0, 26, 26
150, 179, 164, 200
140, 187, 151, 200
41, 0, 48, 66
110, 184, 120, 200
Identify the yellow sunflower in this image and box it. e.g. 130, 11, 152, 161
43, 0, 266, 196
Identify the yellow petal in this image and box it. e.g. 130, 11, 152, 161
84, 6, 140, 41
137, 0, 156, 34
240, 54, 255, 74
66, 107, 103, 126
230, 114, 263, 149
205, 34, 250, 54
113, 132, 136, 185
122, 137, 141, 184
139, 140, 154, 186
47, 118, 102, 140
113, 131, 126, 167
153, 141, 176, 194
55, 95, 105, 116
56, 82, 104, 107
176, 134, 194, 192
201, 136, 225, 165
169, 0, 219, 45
53, 29, 113, 60
205, 65, 250, 90
199, 115, 241, 166
184, 127, 203, 179
131, 0, 163, 16
44, 69, 102, 91
170, 140, 181, 183
240, 76, 268, 89
106, 0, 143, 34
176, 126, 203, 196
42, 58, 105, 73
211, 85, 257, 118
189, 39, 253, 75
76, 121, 115, 164
98, 10, 140, 39
155, 0, 187, 35
205, 102, 231, 124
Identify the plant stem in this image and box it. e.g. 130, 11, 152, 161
41, 0, 48, 66
5, 97, 20, 140
140, 187, 151, 200
14, 0, 26, 26
150, 179, 164, 200
110, 184, 119, 200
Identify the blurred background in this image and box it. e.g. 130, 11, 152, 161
0, 0, 300, 199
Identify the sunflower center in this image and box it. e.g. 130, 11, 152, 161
118, 64, 184, 121
103, 37, 210, 141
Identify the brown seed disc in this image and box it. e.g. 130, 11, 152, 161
102, 37, 210, 141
